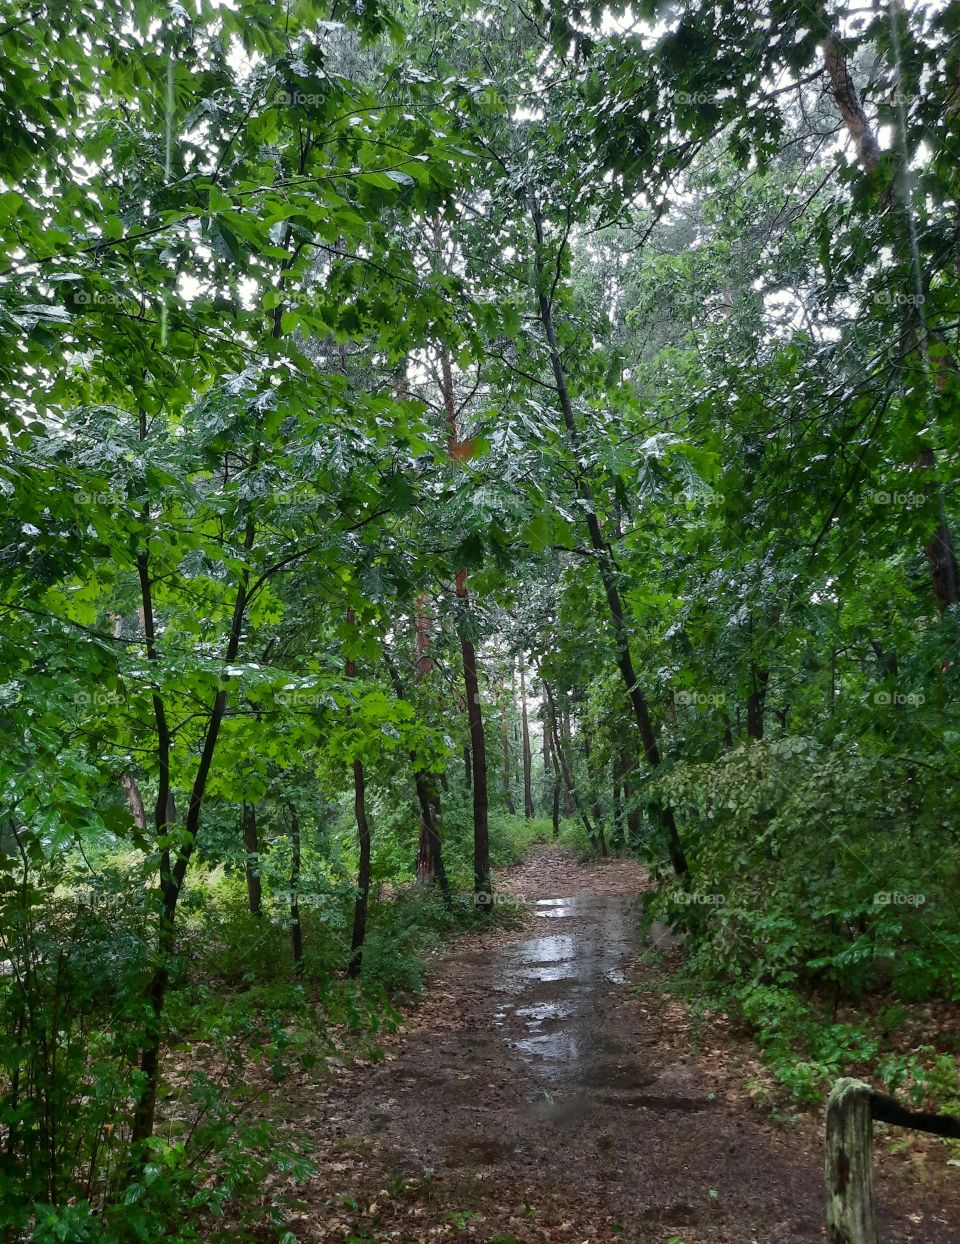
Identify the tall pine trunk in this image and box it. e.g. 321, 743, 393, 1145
520, 657, 534, 818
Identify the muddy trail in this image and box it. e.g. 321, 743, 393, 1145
289, 847, 960, 1243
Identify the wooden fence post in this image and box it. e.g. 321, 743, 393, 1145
825, 1078, 879, 1244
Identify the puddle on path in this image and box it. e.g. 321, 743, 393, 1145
488, 893, 646, 1099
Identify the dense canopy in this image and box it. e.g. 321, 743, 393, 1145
1, 0, 959, 1238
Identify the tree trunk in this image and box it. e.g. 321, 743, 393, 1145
463, 742, 472, 789
346, 610, 372, 976
412, 595, 444, 883
542, 677, 598, 846
458, 572, 491, 902
242, 801, 262, 917
583, 730, 607, 857
383, 649, 449, 896
288, 803, 303, 971
435, 318, 491, 904
500, 677, 515, 815
132, 482, 255, 1145
520, 657, 534, 818
824, 35, 958, 611
543, 698, 560, 836
349, 759, 371, 975
612, 755, 624, 848
746, 665, 769, 741
621, 748, 643, 843
123, 774, 147, 832
530, 198, 688, 876
560, 707, 576, 816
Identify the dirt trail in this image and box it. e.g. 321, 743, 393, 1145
291, 846, 960, 1243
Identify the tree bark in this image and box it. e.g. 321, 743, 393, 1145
242, 801, 262, 917
383, 649, 449, 897
349, 759, 371, 975
560, 707, 576, 816
436, 320, 491, 904
529, 200, 688, 876
541, 677, 598, 846
823, 34, 958, 610
543, 696, 560, 836
500, 671, 516, 815
582, 729, 608, 857
122, 774, 147, 832
519, 657, 534, 817
458, 571, 491, 902
746, 665, 769, 741
288, 803, 303, 972
346, 609, 372, 976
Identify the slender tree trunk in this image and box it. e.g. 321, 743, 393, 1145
612, 756, 624, 848
621, 747, 642, 843
288, 803, 303, 972
530, 198, 688, 877
583, 730, 607, 857
383, 650, 449, 897
746, 665, 769, 741
435, 316, 490, 903
560, 707, 575, 816
824, 33, 958, 610
457, 572, 491, 901
500, 672, 515, 815
349, 759, 371, 975
544, 697, 561, 836
542, 677, 597, 846
122, 774, 147, 832
519, 657, 534, 817
242, 802, 262, 917
410, 595, 445, 885
131, 195, 304, 1142
346, 609, 372, 976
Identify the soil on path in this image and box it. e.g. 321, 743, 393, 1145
287, 846, 960, 1243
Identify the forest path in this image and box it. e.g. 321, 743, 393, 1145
291, 846, 959, 1243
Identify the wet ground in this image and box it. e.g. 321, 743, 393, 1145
292, 847, 960, 1243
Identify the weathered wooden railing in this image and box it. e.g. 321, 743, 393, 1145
825, 1077, 960, 1243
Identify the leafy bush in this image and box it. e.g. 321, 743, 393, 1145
646, 738, 960, 1100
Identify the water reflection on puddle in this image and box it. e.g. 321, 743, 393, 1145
490, 893, 641, 1085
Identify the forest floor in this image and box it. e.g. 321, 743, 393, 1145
274, 845, 960, 1243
